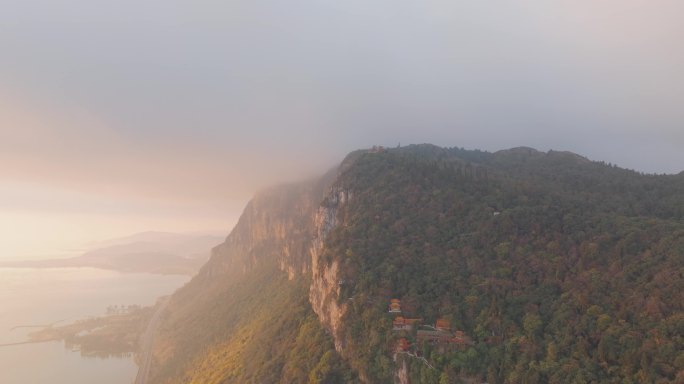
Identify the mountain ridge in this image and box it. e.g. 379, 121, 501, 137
1, 232, 223, 275
147, 145, 684, 383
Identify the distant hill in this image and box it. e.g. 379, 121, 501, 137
1, 232, 225, 275
146, 145, 683, 383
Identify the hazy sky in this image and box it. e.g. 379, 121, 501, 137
1, 0, 683, 259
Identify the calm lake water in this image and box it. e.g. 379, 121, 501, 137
0, 267, 189, 384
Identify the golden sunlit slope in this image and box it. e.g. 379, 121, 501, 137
147, 169, 355, 383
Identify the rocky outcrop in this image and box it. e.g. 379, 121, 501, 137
396, 358, 409, 384
309, 187, 352, 351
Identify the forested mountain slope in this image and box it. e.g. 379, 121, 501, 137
148, 145, 684, 384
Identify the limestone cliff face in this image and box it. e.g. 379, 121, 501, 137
198, 166, 355, 350
396, 358, 409, 384
309, 187, 352, 352
200, 171, 336, 280
189, 159, 360, 376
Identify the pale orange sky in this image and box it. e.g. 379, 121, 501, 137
1, 0, 682, 260
0, 211, 230, 260
0, 91, 335, 259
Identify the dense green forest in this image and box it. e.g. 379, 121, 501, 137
149, 145, 683, 383
323, 145, 684, 383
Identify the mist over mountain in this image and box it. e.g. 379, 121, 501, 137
140, 145, 683, 383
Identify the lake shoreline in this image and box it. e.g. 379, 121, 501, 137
0, 267, 189, 383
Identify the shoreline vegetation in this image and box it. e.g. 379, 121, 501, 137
23, 305, 154, 358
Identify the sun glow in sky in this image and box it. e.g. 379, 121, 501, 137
0, 211, 228, 260
0, 182, 233, 260
1, 0, 682, 260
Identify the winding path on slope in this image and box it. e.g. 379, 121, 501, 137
134, 297, 169, 384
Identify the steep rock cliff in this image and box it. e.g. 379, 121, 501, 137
309, 186, 352, 352
198, 153, 360, 356
200, 169, 337, 280
148, 162, 361, 383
